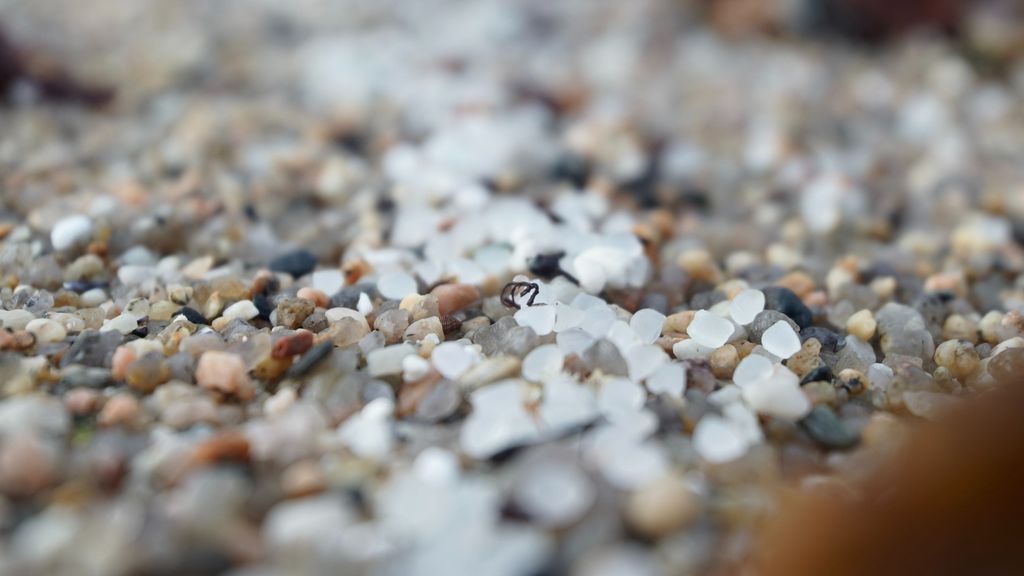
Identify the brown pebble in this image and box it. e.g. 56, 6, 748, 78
272, 330, 315, 358
110, 342, 138, 379
98, 394, 140, 426
64, 388, 101, 416
343, 259, 371, 285
190, 430, 250, 466
276, 297, 315, 329
297, 287, 330, 308
0, 434, 58, 497
431, 283, 481, 316
196, 351, 254, 400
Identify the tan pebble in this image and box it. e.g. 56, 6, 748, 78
836, 369, 868, 395
211, 317, 231, 331
870, 276, 897, 300
281, 460, 327, 497
625, 474, 698, 538
924, 271, 966, 296
431, 283, 481, 316
1002, 310, 1024, 335
149, 300, 179, 321
182, 255, 215, 280
663, 311, 696, 335
196, 351, 254, 399
825, 265, 855, 296
405, 317, 444, 342
979, 311, 1010, 344
933, 339, 980, 380
987, 348, 1024, 385
677, 250, 722, 284
111, 346, 138, 381
297, 287, 329, 308
321, 316, 369, 347
25, 318, 66, 344
204, 292, 225, 319
276, 298, 315, 329
786, 338, 822, 377
846, 309, 877, 341
98, 394, 140, 426
776, 271, 816, 298
803, 380, 837, 406
264, 387, 297, 417
709, 344, 739, 379
64, 388, 101, 415
734, 340, 757, 358
942, 314, 978, 343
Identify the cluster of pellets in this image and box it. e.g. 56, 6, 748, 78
2, 0, 1024, 575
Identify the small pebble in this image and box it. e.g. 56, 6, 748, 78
196, 351, 254, 399
50, 215, 93, 251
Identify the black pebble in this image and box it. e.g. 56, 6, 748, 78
800, 326, 844, 353
268, 249, 317, 278
252, 294, 274, 320
176, 306, 209, 325
62, 280, 109, 293
528, 251, 566, 280
763, 286, 813, 328
800, 365, 834, 385
550, 154, 591, 188
285, 341, 333, 378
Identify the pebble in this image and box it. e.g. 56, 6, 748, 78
431, 342, 476, 380
272, 330, 315, 358
687, 310, 734, 349
404, 317, 444, 342
431, 283, 480, 316
377, 271, 418, 300
269, 249, 318, 278
276, 298, 315, 329
630, 308, 667, 344
285, 341, 333, 377
761, 320, 802, 359
25, 318, 67, 344
763, 286, 813, 328
296, 287, 330, 308
987, 347, 1024, 385
98, 393, 141, 426
367, 343, 416, 377
515, 304, 557, 336
709, 344, 739, 379
374, 308, 411, 344
933, 339, 980, 380
693, 415, 750, 463
729, 288, 765, 325
522, 344, 564, 382
50, 215, 93, 251
625, 473, 698, 538
846, 309, 877, 341
222, 299, 259, 321
196, 351, 254, 399
0, 309, 36, 331
800, 405, 860, 449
